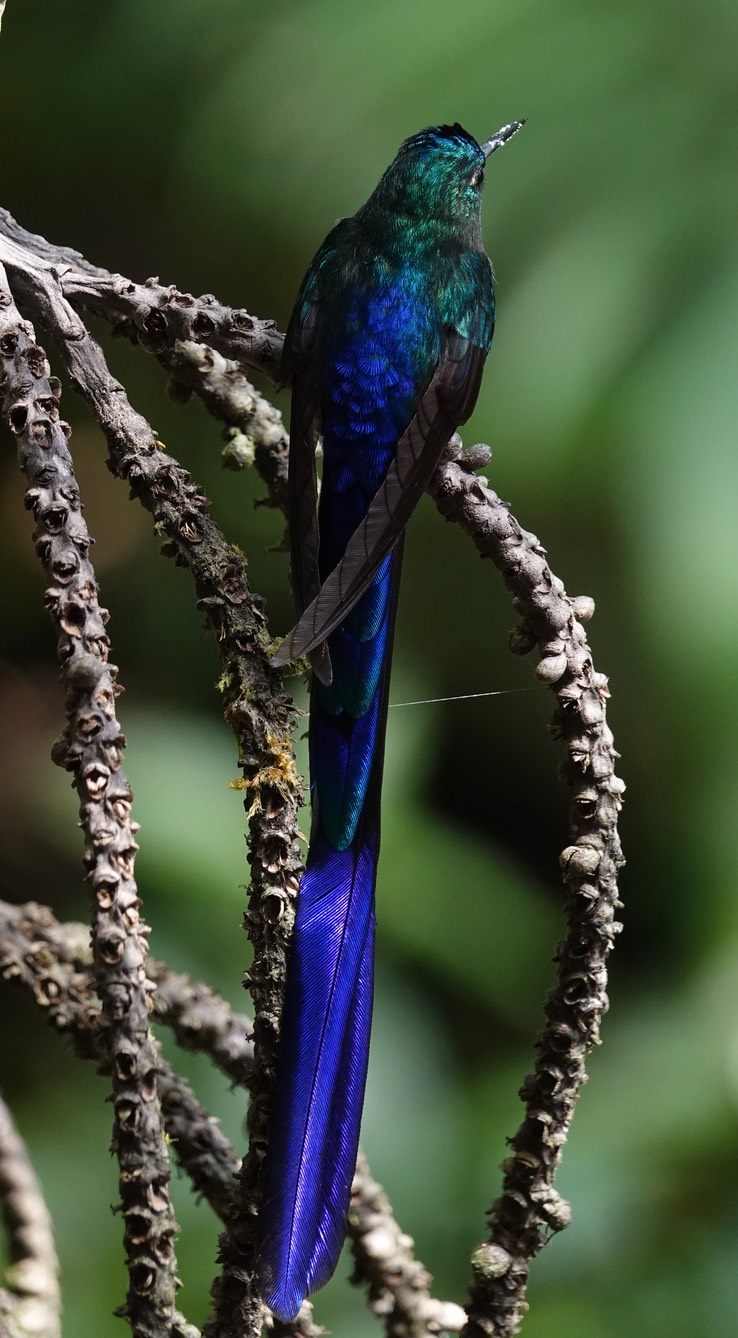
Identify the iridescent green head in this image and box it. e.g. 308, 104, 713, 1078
357, 120, 525, 244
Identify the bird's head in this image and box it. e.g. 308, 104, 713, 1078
358, 121, 524, 243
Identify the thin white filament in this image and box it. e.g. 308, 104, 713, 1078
389, 686, 541, 710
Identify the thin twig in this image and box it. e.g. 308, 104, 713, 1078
0, 271, 183, 1336
0, 1095, 61, 1338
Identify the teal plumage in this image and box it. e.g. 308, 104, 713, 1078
258, 119, 524, 1320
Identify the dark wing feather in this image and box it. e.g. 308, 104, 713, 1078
272, 329, 488, 668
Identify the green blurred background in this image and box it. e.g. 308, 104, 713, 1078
1, 1, 737, 1333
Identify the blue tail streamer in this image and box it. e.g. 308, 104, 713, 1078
255, 548, 402, 1320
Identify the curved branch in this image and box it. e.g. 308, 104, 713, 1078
0, 898, 255, 1081
149, 961, 255, 1087
163, 340, 290, 516
0, 270, 182, 1335
427, 442, 624, 1337
0, 208, 291, 514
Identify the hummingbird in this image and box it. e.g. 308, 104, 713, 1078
257, 118, 525, 1320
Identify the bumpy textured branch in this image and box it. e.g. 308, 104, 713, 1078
0, 273, 183, 1337
0, 208, 290, 514
0, 899, 254, 1077
0, 899, 446, 1338
156, 1078, 239, 1227
0, 209, 283, 378
0, 211, 625, 1336
148, 960, 255, 1087
348, 1154, 466, 1338
0, 236, 306, 1338
0, 210, 290, 511
427, 442, 624, 1337
0, 899, 240, 1225
0, 1094, 61, 1338
162, 341, 290, 517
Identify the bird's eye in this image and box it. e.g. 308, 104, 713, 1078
470, 168, 484, 189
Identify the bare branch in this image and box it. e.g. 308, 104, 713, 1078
149, 961, 254, 1088
0, 898, 454, 1335
426, 441, 624, 1337
0, 896, 255, 1085
0, 900, 238, 1225
0, 272, 185, 1335
164, 340, 290, 516
348, 1153, 466, 1338
0, 208, 283, 378
0, 1095, 60, 1338
156, 1073, 240, 1226
0, 209, 291, 513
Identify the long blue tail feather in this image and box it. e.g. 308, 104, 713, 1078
256, 838, 377, 1318
255, 549, 402, 1320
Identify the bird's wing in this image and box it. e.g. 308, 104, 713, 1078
272, 323, 489, 669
